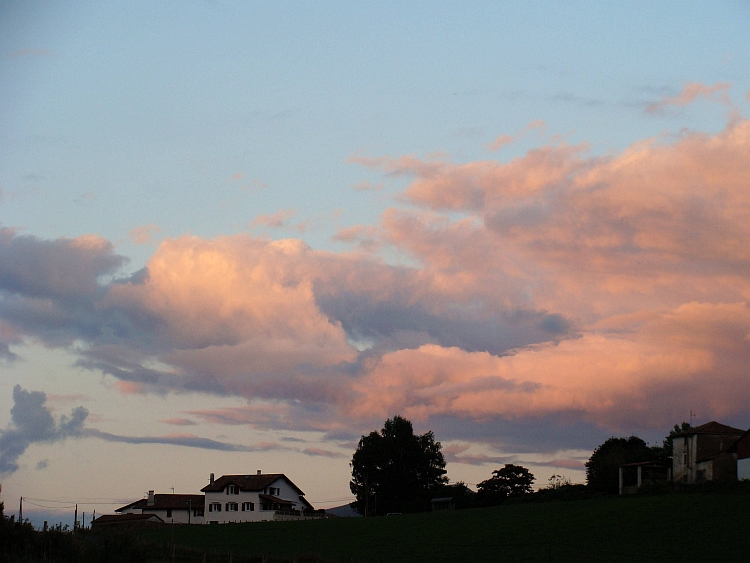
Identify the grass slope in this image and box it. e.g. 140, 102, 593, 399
141, 488, 750, 562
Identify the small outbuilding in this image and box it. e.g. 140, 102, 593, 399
116, 491, 205, 524
618, 461, 671, 495
430, 497, 455, 511
91, 513, 164, 529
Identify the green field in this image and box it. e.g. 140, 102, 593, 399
141, 487, 750, 563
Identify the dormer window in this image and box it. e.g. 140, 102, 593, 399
227, 485, 238, 495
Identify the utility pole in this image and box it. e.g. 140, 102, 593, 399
19, 497, 22, 522
74, 504, 78, 531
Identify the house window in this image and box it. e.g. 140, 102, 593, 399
209, 502, 221, 512
193, 508, 204, 517
226, 502, 238, 512
227, 485, 238, 495
242, 502, 254, 511
267, 487, 279, 496
166, 509, 172, 518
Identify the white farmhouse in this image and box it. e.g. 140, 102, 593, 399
201, 471, 314, 524
116, 491, 205, 524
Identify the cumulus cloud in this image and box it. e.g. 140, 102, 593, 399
0, 385, 88, 475
1, 116, 750, 456
344, 302, 750, 431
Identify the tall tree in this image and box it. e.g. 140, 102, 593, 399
350, 416, 447, 515
476, 464, 535, 506
585, 436, 656, 493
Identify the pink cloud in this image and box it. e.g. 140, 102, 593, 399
250, 209, 296, 229
485, 121, 547, 151
352, 181, 385, 191
106, 236, 357, 398
128, 224, 161, 245
357, 144, 589, 212
2, 115, 750, 450
114, 381, 147, 395
647, 82, 734, 114
486, 134, 515, 151
344, 302, 750, 431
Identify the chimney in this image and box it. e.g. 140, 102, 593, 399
257, 469, 261, 475
147, 491, 155, 506
210, 473, 214, 485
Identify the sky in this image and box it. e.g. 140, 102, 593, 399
1, 1, 749, 526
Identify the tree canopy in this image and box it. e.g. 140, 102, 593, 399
586, 423, 692, 493
585, 436, 657, 493
476, 464, 535, 506
350, 416, 447, 515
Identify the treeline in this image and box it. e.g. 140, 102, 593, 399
349, 416, 694, 515
349, 416, 586, 515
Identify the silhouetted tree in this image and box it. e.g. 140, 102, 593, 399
350, 416, 447, 515
476, 464, 535, 506
586, 436, 656, 493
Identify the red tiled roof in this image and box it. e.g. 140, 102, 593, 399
116, 494, 204, 513
201, 473, 304, 496
676, 421, 745, 437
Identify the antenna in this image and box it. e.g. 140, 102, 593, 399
689, 409, 696, 427
170, 487, 175, 494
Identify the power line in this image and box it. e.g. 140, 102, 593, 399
23, 497, 128, 506
23, 500, 77, 510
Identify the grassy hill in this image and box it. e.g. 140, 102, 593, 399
140, 485, 750, 563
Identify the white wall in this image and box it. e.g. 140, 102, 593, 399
738, 458, 750, 481
204, 477, 306, 524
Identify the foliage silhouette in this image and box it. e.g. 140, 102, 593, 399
476, 464, 535, 506
585, 436, 657, 493
350, 415, 447, 515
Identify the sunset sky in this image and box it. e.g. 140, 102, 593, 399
1, 1, 749, 526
